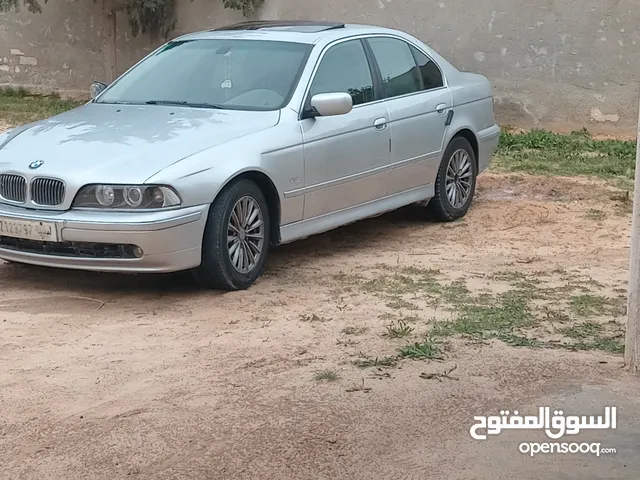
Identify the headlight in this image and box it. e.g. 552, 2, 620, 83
73, 185, 181, 209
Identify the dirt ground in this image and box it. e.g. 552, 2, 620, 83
1, 172, 640, 479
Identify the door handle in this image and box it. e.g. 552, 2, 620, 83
436, 103, 448, 114
373, 117, 388, 129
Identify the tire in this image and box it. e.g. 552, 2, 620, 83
192, 179, 270, 290
427, 136, 478, 222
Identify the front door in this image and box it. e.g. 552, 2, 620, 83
300, 39, 391, 220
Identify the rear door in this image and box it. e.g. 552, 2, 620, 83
365, 36, 450, 195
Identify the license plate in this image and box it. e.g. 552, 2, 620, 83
0, 216, 58, 242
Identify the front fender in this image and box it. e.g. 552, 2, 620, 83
145, 123, 305, 220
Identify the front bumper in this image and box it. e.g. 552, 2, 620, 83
0, 203, 209, 273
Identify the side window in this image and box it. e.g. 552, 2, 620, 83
409, 45, 444, 90
309, 40, 374, 107
367, 37, 423, 98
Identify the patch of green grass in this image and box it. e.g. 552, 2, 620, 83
569, 294, 625, 317
383, 319, 415, 338
400, 266, 441, 276
567, 337, 624, 354
493, 129, 636, 181
0, 86, 29, 98
354, 356, 398, 368
398, 337, 443, 360
559, 321, 624, 353
560, 321, 603, 339
497, 333, 546, 348
584, 208, 606, 221
439, 280, 472, 305
314, 369, 341, 382
0, 87, 85, 127
345, 270, 474, 310
385, 297, 419, 310
431, 292, 534, 340
341, 264, 626, 357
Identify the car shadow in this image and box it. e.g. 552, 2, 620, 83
0, 204, 434, 297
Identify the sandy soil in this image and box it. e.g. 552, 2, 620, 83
0, 172, 638, 479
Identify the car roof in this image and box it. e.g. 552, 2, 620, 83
174, 20, 409, 45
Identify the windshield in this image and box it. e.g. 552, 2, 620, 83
96, 39, 312, 111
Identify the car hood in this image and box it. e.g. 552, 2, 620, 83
0, 103, 279, 183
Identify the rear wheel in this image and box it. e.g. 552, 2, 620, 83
427, 136, 477, 222
192, 179, 270, 290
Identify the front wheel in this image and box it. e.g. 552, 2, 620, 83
427, 136, 478, 222
192, 179, 270, 290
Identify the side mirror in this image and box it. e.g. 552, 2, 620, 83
308, 92, 353, 118
90, 81, 108, 100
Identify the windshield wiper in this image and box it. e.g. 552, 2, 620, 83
145, 100, 223, 109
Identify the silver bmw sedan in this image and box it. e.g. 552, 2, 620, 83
0, 20, 500, 290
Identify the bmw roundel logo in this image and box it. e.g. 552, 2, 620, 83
29, 160, 44, 169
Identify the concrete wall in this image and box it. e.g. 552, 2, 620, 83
0, 0, 246, 96
1, 0, 639, 134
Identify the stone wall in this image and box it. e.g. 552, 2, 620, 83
1, 0, 638, 134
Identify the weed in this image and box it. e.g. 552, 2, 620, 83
400, 266, 441, 276
354, 356, 398, 369
383, 319, 415, 338
398, 337, 443, 360
300, 314, 330, 323
346, 378, 372, 393
314, 369, 341, 382
420, 364, 459, 381
497, 333, 545, 348
491, 271, 530, 283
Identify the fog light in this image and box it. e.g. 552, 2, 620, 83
133, 246, 144, 258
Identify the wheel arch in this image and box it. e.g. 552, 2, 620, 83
217, 169, 282, 247
449, 128, 479, 172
